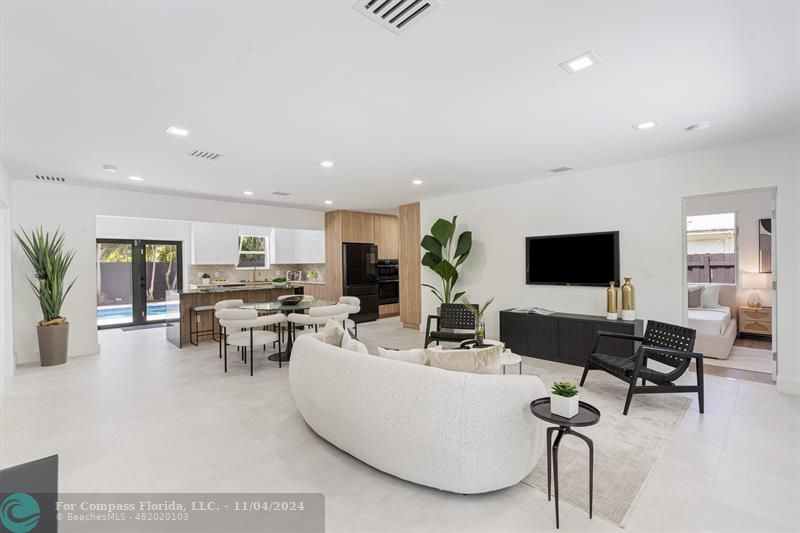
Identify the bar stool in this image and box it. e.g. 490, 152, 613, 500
190, 305, 217, 346
214, 299, 245, 358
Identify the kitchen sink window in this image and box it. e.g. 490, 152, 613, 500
237, 235, 270, 269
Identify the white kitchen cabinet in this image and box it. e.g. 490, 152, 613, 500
270, 228, 325, 264
191, 222, 239, 265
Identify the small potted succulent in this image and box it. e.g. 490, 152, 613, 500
200, 273, 211, 285
550, 381, 579, 418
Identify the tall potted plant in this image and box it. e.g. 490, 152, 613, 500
420, 216, 472, 304
15, 227, 76, 366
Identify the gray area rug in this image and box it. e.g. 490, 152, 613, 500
522, 358, 690, 527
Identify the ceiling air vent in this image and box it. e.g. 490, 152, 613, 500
188, 149, 223, 160
549, 166, 573, 173
35, 174, 66, 182
353, 0, 440, 35
271, 191, 291, 197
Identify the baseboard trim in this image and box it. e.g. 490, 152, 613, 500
776, 376, 800, 395
15, 343, 101, 368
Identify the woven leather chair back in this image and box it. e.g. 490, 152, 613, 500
643, 320, 696, 369
439, 303, 476, 330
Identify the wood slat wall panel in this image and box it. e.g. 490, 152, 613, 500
399, 202, 421, 328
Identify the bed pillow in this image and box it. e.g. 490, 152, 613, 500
377, 347, 428, 365
701, 283, 721, 308
688, 286, 703, 308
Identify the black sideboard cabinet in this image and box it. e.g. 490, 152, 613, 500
499, 309, 644, 366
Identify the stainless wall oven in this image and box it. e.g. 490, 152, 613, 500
377, 259, 399, 305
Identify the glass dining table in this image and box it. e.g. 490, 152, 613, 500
240, 299, 336, 361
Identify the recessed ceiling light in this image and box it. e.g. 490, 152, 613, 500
128, 176, 144, 181
633, 120, 659, 131
412, 179, 423, 185
559, 51, 600, 74
320, 160, 335, 168
102, 164, 117, 173
685, 122, 711, 133
324, 200, 333, 205
166, 126, 189, 136
243, 191, 254, 196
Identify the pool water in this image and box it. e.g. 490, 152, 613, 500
97, 302, 179, 325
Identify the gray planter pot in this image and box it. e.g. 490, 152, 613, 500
36, 322, 69, 366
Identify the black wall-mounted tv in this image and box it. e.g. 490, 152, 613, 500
526, 231, 619, 287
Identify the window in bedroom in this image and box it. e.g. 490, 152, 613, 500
686, 213, 736, 283
236, 235, 269, 269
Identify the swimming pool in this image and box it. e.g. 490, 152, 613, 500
97, 302, 179, 325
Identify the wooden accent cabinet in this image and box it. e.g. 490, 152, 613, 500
739, 306, 772, 336
375, 214, 400, 259
399, 203, 421, 329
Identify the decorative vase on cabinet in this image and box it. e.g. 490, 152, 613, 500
606, 281, 618, 320
621, 277, 636, 321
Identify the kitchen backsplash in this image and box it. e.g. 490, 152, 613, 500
188, 264, 326, 284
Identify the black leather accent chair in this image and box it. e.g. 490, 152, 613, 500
580, 320, 704, 415
424, 303, 476, 348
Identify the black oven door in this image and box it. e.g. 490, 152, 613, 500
378, 280, 399, 304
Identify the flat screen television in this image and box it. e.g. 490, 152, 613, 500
526, 231, 619, 286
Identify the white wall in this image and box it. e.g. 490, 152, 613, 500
0, 161, 15, 383
420, 132, 800, 394
686, 189, 774, 306
11, 182, 324, 365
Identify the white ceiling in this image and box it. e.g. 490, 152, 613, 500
1, 1, 798, 211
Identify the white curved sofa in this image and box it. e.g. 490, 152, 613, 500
289, 335, 546, 494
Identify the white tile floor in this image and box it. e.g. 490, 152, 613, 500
2, 318, 798, 532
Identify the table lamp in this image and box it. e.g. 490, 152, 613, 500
741, 272, 770, 308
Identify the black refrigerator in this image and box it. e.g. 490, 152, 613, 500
342, 243, 379, 322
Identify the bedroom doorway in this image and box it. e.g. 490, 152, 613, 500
682, 189, 776, 382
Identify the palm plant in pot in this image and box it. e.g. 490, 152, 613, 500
15, 227, 76, 366
420, 216, 472, 304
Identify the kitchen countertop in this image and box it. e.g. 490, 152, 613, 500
182, 283, 311, 295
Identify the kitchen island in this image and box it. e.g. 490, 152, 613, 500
166, 284, 303, 348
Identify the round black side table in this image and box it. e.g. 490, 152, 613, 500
530, 397, 601, 529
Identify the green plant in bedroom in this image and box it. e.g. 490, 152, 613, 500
15, 227, 76, 367
420, 216, 472, 303
459, 295, 494, 345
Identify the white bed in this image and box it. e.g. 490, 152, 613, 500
688, 284, 738, 360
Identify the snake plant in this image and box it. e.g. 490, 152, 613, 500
15, 227, 76, 325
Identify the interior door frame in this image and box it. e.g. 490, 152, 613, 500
96, 238, 183, 329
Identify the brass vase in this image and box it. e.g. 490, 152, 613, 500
621, 277, 636, 321
606, 281, 618, 320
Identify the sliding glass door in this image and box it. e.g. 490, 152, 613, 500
96, 239, 182, 328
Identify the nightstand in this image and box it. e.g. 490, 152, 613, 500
739, 306, 772, 336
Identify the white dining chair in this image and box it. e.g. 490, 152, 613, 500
287, 303, 350, 340
338, 296, 361, 337
217, 308, 287, 374
214, 299, 245, 358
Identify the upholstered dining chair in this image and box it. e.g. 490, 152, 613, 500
338, 296, 361, 337
217, 308, 286, 374
214, 299, 244, 358
288, 303, 350, 336
580, 320, 704, 415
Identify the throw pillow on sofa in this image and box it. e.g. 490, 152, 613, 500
688, 286, 703, 308
376, 347, 428, 365
320, 319, 345, 346
426, 343, 504, 374
341, 328, 369, 354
